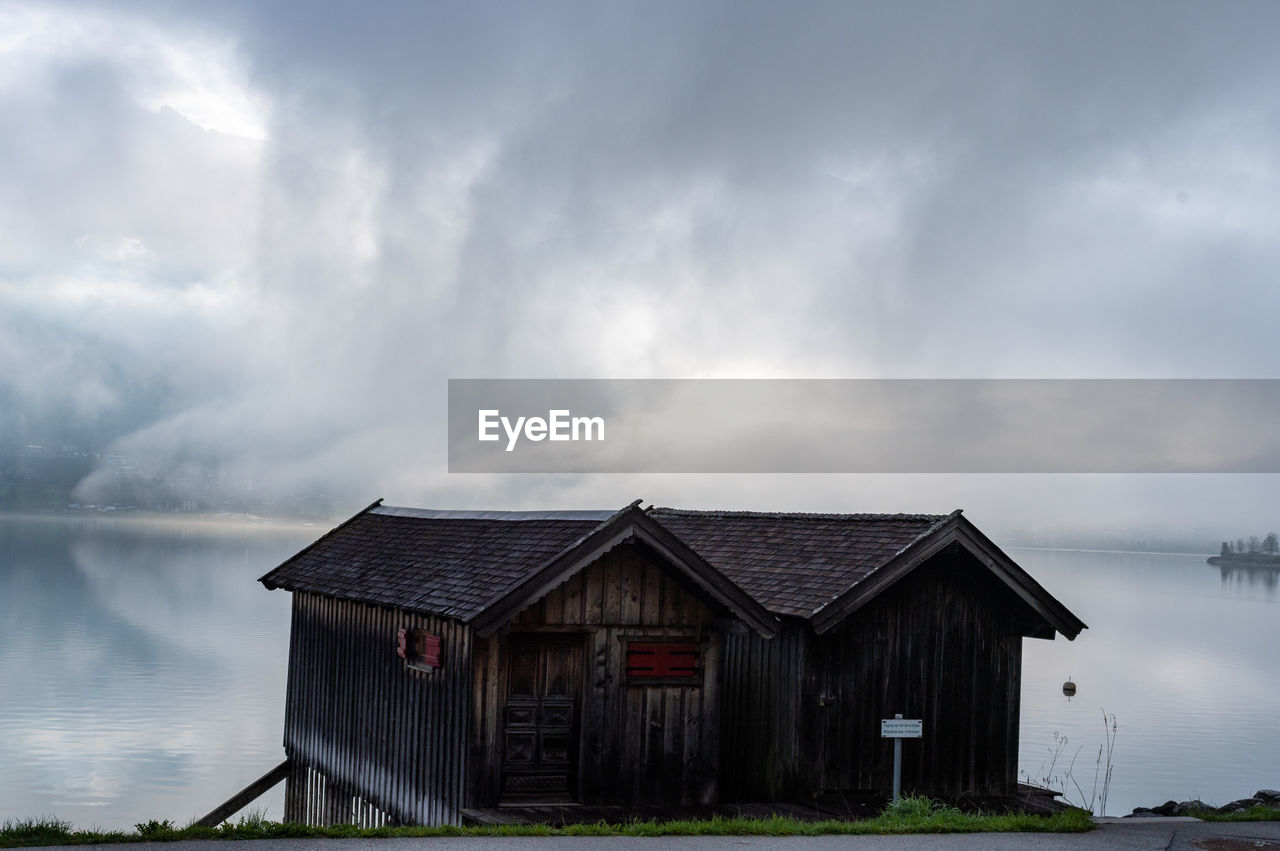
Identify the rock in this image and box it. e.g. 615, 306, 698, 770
1173, 800, 1209, 816
1215, 798, 1260, 814
1135, 793, 1278, 817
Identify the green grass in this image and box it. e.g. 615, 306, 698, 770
0, 798, 1095, 847
1189, 804, 1280, 822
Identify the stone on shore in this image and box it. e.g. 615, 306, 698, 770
1216, 797, 1262, 814
1124, 791, 1280, 819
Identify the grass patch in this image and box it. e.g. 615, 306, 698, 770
0, 798, 1094, 847
0, 818, 134, 849
1189, 805, 1280, 822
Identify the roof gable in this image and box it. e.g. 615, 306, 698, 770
469, 503, 779, 637
647, 508, 949, 619
807, 513, 1087, 639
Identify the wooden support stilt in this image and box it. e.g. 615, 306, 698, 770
195, 760, 291, 828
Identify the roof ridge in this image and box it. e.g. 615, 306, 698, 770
371, 505, 614, 521
649, 506, 951, 521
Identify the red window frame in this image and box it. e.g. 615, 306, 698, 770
625, 641, 700, 682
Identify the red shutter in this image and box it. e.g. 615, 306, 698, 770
627, 643, 699, 678
398, 628, 441, 670
420, 633, 442, 668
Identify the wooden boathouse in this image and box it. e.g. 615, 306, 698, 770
256, 499, 1085, 825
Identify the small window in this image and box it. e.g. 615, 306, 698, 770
396, 628, 441, 672
626, 641, 700, 682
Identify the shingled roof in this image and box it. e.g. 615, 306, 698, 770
648, 508, 948, 618
260, 499, 1085, 639
260, 502, 608, 622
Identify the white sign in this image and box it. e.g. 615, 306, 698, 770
881, 718, 922, 738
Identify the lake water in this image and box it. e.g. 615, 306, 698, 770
1017, 546, 1280, 815
1, 515, 1277, 828
0, 515, 316, 831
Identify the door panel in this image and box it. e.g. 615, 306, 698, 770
501, 636, 584, 803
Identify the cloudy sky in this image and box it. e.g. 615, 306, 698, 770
3, 0, 1280, 536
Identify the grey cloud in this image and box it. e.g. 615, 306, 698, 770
5, 0, 1280, 527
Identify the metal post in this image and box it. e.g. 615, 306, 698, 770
892, 713, 903, 804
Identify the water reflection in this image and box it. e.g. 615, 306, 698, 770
0, 515, 315, 830
1214, 560, 1280, 596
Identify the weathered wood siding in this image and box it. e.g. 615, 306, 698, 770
471, 542, 723, 807
719, 622, 809, 801
282, 592, 472, 825
722, 546, 1025, 800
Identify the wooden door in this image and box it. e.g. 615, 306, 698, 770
501, 635, 584, 803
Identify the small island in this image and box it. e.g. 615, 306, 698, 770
1207, 533, 1280, 566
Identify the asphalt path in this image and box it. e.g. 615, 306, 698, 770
34, 819, 1280, 850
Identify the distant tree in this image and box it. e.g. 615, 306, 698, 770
1222, 541, 1233, 557
1238, 538, 1248, 554
1248, 535, 1262, 553
1264, 533, 1279, 555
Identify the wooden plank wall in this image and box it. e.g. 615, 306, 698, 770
282, 592, 472, 825
471, 542, 723, 807
719, 623, 808, 801
814, 551, 1024, 798
721, 547, 1025, 801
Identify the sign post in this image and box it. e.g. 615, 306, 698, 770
880, 714, 922, 804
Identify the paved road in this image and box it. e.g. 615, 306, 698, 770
36, 819, 1280, 850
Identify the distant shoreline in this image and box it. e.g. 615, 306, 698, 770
1207, 553, 1280, 566
1008, 545, 1212, 558
0, 508, 326, 532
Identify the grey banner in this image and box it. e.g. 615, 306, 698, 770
447, 379, 1280, 473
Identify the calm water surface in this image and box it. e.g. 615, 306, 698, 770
2, 516, 1276, 827
0, 515, 316, 830
1018, 547, 1280, 815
